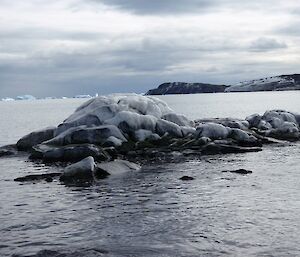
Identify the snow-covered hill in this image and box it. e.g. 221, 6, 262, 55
225, 74, 300, 92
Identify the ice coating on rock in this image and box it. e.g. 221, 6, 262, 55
195, 123, 230, 140
60, 156, 96, 181
55, 94, 193, 142
46, 125, 127, 146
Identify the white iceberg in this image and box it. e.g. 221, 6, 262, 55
1, 97, 15, 101
16, 95, 36, 101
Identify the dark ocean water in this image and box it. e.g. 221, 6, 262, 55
0, 92, 300, 257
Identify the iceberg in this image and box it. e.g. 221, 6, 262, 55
1, 97, 15, 101
16, 95, 36, 100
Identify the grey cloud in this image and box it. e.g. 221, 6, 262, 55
86, 0, 277, 15
88, 0, 213, 14
275, 22, 300, 37
249, 38, 287, 52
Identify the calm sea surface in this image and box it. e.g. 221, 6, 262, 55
0, 92, 300, 257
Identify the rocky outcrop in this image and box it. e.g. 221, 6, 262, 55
146, 82, 228, 95
12, 94, 300, 184
225, 74, 300, 92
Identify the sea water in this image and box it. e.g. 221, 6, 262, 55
0, 91, 299, 257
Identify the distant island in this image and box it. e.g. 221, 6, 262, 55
146, 74, 300, 95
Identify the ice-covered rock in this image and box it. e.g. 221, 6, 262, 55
17, 126, 56, 150
246, 114, 262, 128
134, 129, 161, 142
229, 128, 259, 146
196, 118, 249, 130
45, 125, 127, 146
54, 94, 191, 141
195, 123, 230, 140
60, 156, 96, 182
162, 113, 194, 127
156, 119, 183, 138
266, 121, 299, 140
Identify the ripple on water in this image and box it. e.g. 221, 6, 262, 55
1, 143, 300, 257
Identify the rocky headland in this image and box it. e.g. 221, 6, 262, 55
1, 94, 299, 184
146, 74, 300, 95
145, 82, 228, 95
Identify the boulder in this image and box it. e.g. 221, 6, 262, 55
195, 122, 230, 140
196, 118, 249, 130
134, 129, 161, 142
30, 144, 110, 162
246, 114, 261, 128
0, 145, 17, 157
228, 128, 260, 146
17, 126, 56, 150
45, 125, 127, 146
60, 156, 96, 182
156, 119, 183, 138
95, 159, 141, 178
262, 110, 297, 126
266, 121, 299, 140
162, 113, 194, 127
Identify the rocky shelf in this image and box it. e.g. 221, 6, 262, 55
1, 94, 299, 184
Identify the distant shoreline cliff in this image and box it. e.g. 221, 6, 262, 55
146, 74, 300, 95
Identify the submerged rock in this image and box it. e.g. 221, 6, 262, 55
13, 248, 109, 257
223, 169, 253, 174
14, 172, 61, 182
179, 175, 194, 181
96, 159, 141, 178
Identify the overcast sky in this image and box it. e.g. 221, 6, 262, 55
0, 0, 299, 97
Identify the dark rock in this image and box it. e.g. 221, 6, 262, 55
30, 144, 110, 162
14, 172, 61, 182
180, 176, 194, 181
16, 127, 56, 150
146, 82, 228, 95
223, 169, 253, 174
0, 145, 17, 157
45, 177, 53, 182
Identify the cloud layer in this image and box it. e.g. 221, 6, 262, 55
0, 0, 299, 97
